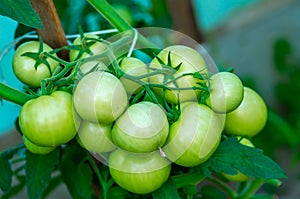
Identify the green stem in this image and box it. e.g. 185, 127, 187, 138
0, 82, 34, 105
206, 176, 238, 198
238, 178, 265, 199
87, 153, 110, 199
87, 0, 131, 32
86, 0, 157, 49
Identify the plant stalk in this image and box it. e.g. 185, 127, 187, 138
0, 83, 34, 105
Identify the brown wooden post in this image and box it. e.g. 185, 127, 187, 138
166, 0, 205, 43
30, 0, 69, 60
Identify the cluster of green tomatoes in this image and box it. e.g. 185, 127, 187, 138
13, 34, 268, 194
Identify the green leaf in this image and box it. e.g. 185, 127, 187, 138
0, 0, 43, 29
199, 138, 287, 179
25, 148, 60, 199
0, 144, 24, 192
170, 171, 205, 188
1, 175, 26, 199
0, 155, 13, 192
199, 185, 227, 199
106, 186, 131, 199
152, 179, 181, 199
60, 143, 93, 199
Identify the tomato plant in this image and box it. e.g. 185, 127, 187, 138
112, 101, 169, 153
222, 137, 255, 182
76, 120, 116, 153
163, 102, 223, 167
73, 71, 128, 124
12, 41, 59, 87
149, 45, 208, 104
19, 91, 78, 147
206, 71, 244, 113
0, 0, 288, 199
108, 149, 171, 194
224, 87, 268, 137
118, 56, 148, 94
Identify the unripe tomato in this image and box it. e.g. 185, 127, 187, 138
73, 71, 128, 124
23, 136, 55, 154
112, 101, 169, 153
109, 149, 171, 194
206, 72, 244, 113
12, 41, 59, 87
119, 57, 148, 95
76, 120, 116, 153
69, 34, 108, 61
163, 102, 223, 167
222, 137, 254, 181
224, 87, 268, 137
19, 91, 78, 147
149, 45, 208, 104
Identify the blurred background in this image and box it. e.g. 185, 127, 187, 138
1, 0, 300, 198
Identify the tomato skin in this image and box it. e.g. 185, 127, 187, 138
76, 120, 116, 153
224, 87, 268, 137
109, 149, 171, 194
73, 71, 128, 124
12, 41, 59, 87
163, 102, 223, 167
206, 72, 244, 113
119, 57, 148, 95
23, 136, 55, 154
149, 45, 208, 104
112, 101, 169, 153
19, 91, 78, 147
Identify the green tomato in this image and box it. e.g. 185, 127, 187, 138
23, 136, 55, 154
206, 72, 244, 113
76, 120, 116, 153
112, 101, 169, 153
69, 34, 108, 61
73, 71, 128, 124
163, 102, 223, 167
109, 149, 171, 194
119, 57, 148, 95
12, 41, 59, 87
149, 45, 208, 104
19, 91, 78, 147
224, 87, 268, 137
222, 137, 254, 182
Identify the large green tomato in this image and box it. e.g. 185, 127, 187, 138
224, 87, 268, 137
23, 136, 55, 154
19, 91, 78, 147
222, 137, 254, 182
163, 102, 223, 167
112, 101, 169, 153
119, 57, 148, 95
149, 45, 208, 104
12, 41, 59, 87
109, 149, 171, 194
206, 72, 244, 113
76, 120, 116, 153
69, 34, 108, 61
73, 71, 128, 124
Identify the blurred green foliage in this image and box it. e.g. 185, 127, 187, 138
53, 0, 171, 34
253, 38, 300, 159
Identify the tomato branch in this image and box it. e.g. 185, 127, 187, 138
0, 82, 34, 105
86, 0, 157, 50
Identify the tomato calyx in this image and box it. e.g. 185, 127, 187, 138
21, 37, 53, 75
